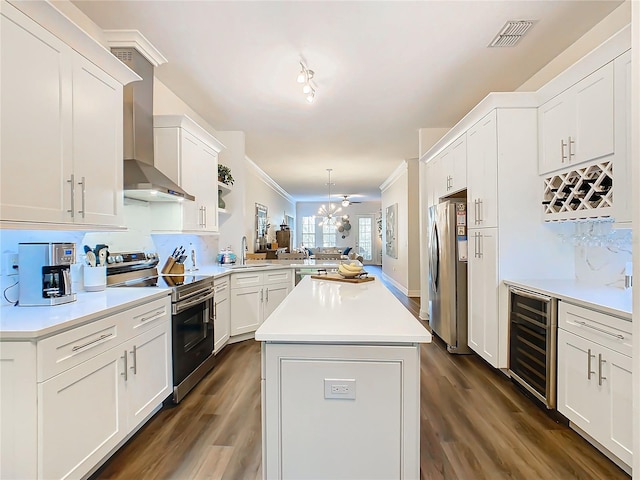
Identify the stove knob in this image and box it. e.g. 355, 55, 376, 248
116, 255, 124, 263
107, 256, 115, 264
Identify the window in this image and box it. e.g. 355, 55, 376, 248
302, 216, 316, 247
322, 219, 337, 247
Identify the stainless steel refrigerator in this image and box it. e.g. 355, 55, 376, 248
427, 199, 472, 354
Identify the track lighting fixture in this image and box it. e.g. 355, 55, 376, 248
297, 60, 316, 103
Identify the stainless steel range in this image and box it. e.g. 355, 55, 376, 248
107, 252, 216, 403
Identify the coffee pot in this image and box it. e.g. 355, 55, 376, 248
18, 243, 77, 306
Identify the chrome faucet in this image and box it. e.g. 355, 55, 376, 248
240, 236, 247, 265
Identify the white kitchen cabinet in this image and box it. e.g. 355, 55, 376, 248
425, 155, 441, 207
0, 2, 135, 228
0, 342, 38, 480
467, 111, 498, 228
429, 134, 467, 202
557, 302, 632, 469
39, 345, 127, 480
230, 269, 293, 337
0, 295, 172, 480
613, 50, 632, 224
538, 62, 614, 175
213, 277, 231, 353
467, 227, 499, 367
152, 115, 224, 233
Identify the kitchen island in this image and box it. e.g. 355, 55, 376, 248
255, 275, 431, 480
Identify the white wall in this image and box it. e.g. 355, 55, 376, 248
245, 158, 295, 253
517, 1, 631, 92
380, 160, 420, 297
216, 131, 246, 256
296, 201, 382, 263
418, 128, 450, 158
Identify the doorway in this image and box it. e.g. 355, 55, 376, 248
355, 214, 376, 264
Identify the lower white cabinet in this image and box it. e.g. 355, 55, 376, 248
230, 269, 293, 337
557, 302, 632, 468
467, 227, 499, 367
0, 295, 172, 480
213, 277, 231, 353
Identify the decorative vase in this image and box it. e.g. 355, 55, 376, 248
218, 189, 225, 209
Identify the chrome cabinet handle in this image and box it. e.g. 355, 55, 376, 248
71, 333, 113, 351
77, 176, 86, 218
121, 350, 128, 381
561, 139, 567, 163
598, 353, 606, 386
477, 233, 483, 258
139, 309, 164, 323
213, 301, 217, 320
477, 199, 484, 224
266, 288, 269, 303
474, 199, 479, 225
587, 348, 595, 380
260, 289, 264, 303
203, 206, 207, 228
574, 320, 625, 339
568, 136, 575, 161
130, 345, 137, 375
67, 174, 75, 218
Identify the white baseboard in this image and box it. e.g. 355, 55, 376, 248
381, 272, 409, 296
419, 308, 429, 320
408, 289, 420, 298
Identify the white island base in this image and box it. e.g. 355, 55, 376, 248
256, 277, 431, 479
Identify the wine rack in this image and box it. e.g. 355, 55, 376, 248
542, 161, 613, 221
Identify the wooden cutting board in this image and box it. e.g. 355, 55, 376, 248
310, 274, 375, 283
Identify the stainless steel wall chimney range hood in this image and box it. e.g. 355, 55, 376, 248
111, 46, 195, 202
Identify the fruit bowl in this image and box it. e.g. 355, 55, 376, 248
337, 262, 366, 278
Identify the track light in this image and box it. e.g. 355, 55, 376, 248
306, 90, 315, 103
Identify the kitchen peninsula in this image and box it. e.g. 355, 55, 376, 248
255, 276, 431, 480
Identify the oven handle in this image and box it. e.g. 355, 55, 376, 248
173, 290, 215, 315
509, 286, 552, 303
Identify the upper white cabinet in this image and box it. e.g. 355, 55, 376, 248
0, 2, 137, 228
538, 62, 614, 175
428, 134, 467, 202
152, 115, 224, 233
467, 111, 498, 228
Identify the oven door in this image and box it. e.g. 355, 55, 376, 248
172, 293, 215, 386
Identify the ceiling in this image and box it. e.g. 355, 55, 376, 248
72, 0, 624, 202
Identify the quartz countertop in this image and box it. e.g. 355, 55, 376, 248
0, 289, 171, 340
255, 276, 432, 343
503, 279, 632, 320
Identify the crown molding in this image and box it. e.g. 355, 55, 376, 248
154, 114, 225, 152
379, 161, 407, 192
104, 29, 168, 66
245, 157, 295, 204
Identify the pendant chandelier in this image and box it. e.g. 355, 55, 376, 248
318, 168, 342, 227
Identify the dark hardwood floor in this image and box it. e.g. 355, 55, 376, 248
93, 268, 629, 480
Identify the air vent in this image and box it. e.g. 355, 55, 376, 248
112, 49, 133, 62
489, 20, 534, 47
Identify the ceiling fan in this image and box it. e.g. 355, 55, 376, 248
341, 195, 362, 207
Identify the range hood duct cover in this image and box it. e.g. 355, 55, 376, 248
112, 47, 194, 202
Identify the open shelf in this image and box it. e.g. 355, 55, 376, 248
218, 208, 229, 215
218, 181, 232, 194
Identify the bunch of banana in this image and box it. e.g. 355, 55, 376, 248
338, 262, 363, 276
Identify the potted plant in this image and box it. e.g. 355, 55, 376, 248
218, 164, 234, 185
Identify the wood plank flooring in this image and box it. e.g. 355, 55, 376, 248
93, 268, 629, 480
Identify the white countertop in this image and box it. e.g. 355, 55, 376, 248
0, 288, 171, 340
503, 279, 632, 320
255, 276, 432, 344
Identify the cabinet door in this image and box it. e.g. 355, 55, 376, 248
1, 4, 73, 224
214, 280, 231, 353
557, 329, 600, 434
0, 342, 37, 480
467, 228, 499, 367
450, 134, 467, 194
264, 283, 292, 321
538, 93, 574, 174
200, 144, 219, 232
39, 347, 127, 480
230, 285, 263, 336
71, 54, 124, 226
602, 346, 633, 465
179, 130, 202, 231
425, 157, 440, 207
467, 111, 498, 228
574, 62, 614, 165
127, 323, 172, 429
613, 51, 632, 224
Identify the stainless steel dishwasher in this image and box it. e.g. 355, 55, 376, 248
508, 286, 557, 409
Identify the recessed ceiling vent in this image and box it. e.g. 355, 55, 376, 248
489, 20, 534, 47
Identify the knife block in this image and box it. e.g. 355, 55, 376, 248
161, 258, 185, 275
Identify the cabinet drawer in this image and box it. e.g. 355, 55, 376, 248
37, 314, 124, 382
231, 271, 264, 288
558, 301, 632, 357
125, 296, 171, 338
215, 277, 230, 298
264, 268, 292, 286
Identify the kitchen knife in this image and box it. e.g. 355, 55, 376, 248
171, 247, 179, 259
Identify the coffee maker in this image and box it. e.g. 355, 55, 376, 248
18, 243, 77, 306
